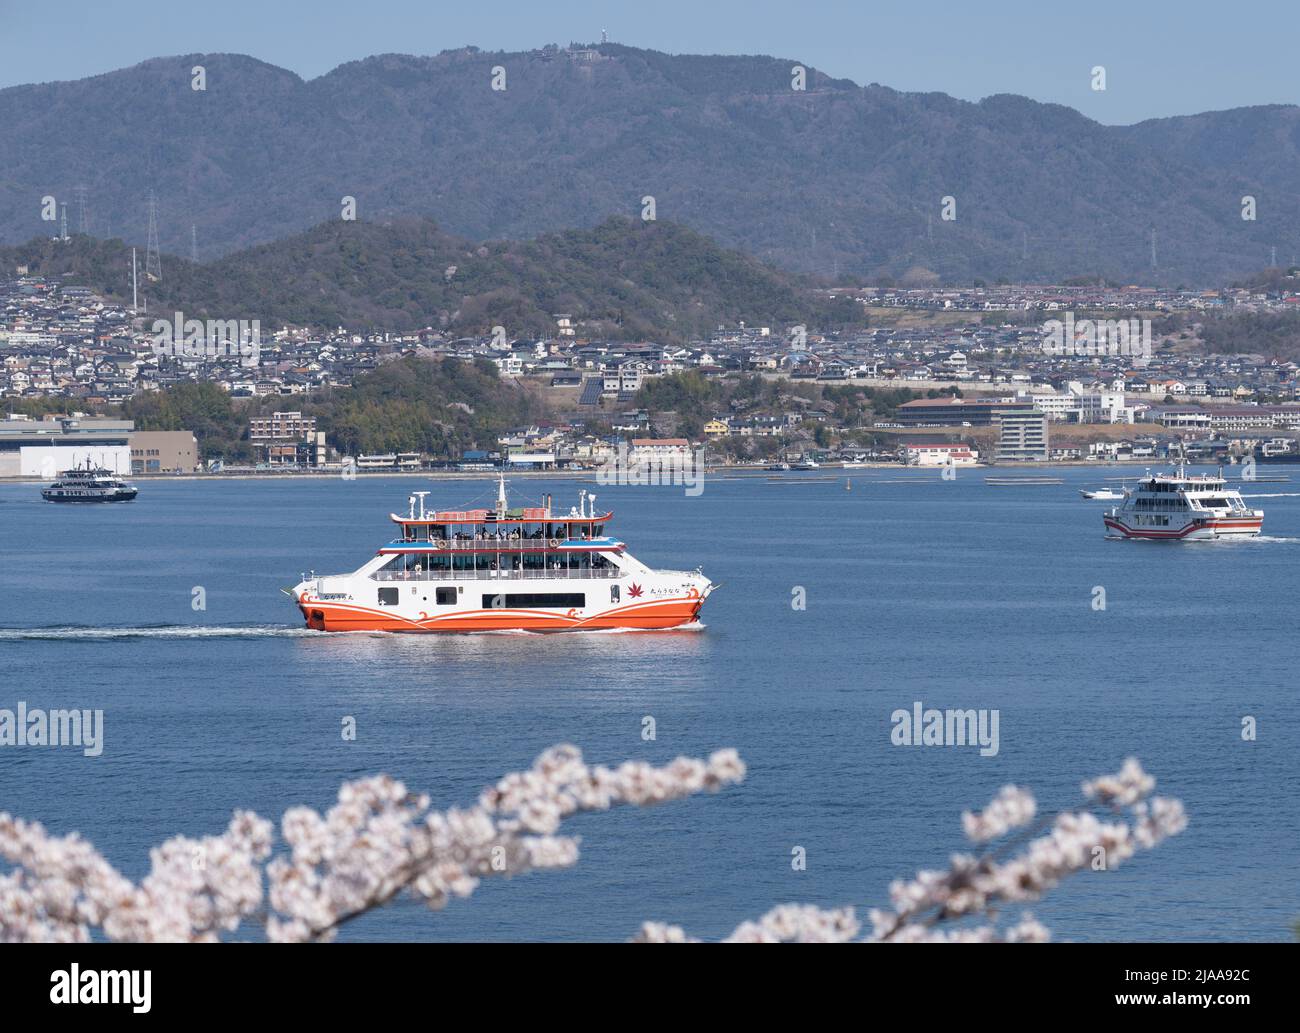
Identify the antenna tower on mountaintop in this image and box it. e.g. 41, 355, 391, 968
145, 192, 163, 281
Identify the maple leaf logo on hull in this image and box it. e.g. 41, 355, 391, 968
628, 583, 643, 598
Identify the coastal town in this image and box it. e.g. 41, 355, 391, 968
4, 272, 1300, 475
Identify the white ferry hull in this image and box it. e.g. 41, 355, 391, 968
1103, 515, 1263, 540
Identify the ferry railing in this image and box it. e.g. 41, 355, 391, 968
395, 536, 606, 551
372, 567, 619, 582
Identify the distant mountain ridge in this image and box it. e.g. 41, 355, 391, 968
0, 216, 863, 339
1, 44, 1298, 284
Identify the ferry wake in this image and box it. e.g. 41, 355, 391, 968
288, 477, 716, 632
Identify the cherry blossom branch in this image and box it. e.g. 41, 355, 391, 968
0, 745, 746, 943
634, 758, 1187, 943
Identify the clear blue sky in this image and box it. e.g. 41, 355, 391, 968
1, 0, 1294, 124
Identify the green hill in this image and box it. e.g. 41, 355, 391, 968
0, 216, 862, 340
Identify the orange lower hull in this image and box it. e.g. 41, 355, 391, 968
298, 596, 705, 633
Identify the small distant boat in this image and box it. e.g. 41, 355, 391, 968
791, 459, 820, 471
1080, 488, 1125, 500
765, 476, 837, 483
41, 460, 138, 503
766, 462, 791, 472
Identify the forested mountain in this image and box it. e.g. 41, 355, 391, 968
0, 216, 861, 338
3, 44, 1298, 284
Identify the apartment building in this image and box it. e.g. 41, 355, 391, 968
994, 409, 1049, 462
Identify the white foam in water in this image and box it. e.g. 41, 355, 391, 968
0, 624, 333, 641
579, 620, 708, 634
1186, 535, 1300, 546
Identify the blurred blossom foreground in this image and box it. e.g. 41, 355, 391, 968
0, 746, 745, 942
638, 758, 1187, 942
0, 751, 1183, 943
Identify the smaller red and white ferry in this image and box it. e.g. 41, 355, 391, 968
289, 477, 716, 632
1103, 467, 1263, 540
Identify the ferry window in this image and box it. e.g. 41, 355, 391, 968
482, 593, 585, 609
378, 587, 399, 606
436, 587, 456, 605
611, 585, 620, 603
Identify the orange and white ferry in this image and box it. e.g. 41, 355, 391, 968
289, 477, 716, 632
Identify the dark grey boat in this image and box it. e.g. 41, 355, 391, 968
41, 461, 139, 503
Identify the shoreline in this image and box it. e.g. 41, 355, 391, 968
0, 459, 1271, 484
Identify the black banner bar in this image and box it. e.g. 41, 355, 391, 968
0, 941, 1286, 1019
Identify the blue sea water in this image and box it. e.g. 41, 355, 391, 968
0, 466, 1297, 942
